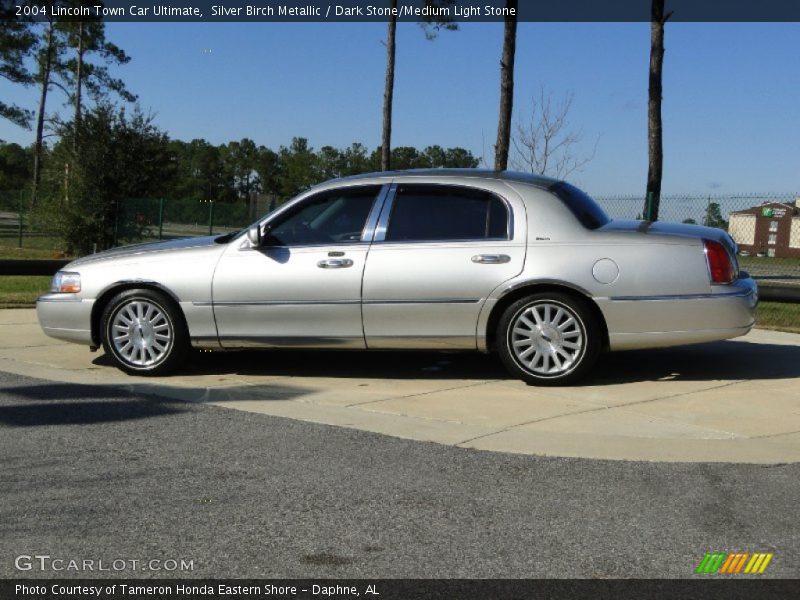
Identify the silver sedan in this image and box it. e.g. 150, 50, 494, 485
37, 170, 757, 385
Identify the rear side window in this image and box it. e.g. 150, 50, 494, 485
549, 181, 610, 230
385, 186, 510, 242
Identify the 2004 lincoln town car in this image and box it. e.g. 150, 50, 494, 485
37, 170, 757, 385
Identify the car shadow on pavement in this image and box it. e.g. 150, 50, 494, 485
94, 348, 514, 381
0, 379, 312, 427
89, 339, 800, 385
0, 382, 187, 427
586, 340, 800, 385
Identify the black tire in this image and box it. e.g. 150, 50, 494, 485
101, 289, 189, 376
496, 292, 601, 386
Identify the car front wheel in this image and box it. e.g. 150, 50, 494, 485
497, 292, 601, 386
101, 289, 189, 376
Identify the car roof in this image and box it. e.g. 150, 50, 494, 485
329, 168, 560, 190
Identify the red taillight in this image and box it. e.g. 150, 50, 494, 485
704, 239, 735, 284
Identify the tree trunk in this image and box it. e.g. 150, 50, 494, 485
494, 0, 517, 171
380, 1, 397, 172
645, 0, 666, 221
73, 21, 84, 152
31, 19, 55, 210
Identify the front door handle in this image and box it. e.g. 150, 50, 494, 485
317, 258, 354, 269
471, 254, 510, 264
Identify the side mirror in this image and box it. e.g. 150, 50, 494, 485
247, 224, 262, 246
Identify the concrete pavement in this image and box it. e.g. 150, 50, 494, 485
1, 309, 799, 463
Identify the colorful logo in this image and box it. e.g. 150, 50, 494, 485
696, 552, 773, 574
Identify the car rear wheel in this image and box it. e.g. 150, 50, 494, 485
497, 292, 601, 386
101, 289, 189, 376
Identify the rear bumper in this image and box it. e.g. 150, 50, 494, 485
599, 277, 758, 351
36, 294, 94, 345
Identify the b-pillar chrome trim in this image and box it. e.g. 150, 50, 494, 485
360, 184, 392, 242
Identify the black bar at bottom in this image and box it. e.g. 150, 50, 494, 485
2, 579, 799, 600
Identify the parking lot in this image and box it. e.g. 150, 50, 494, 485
1, 309, 798, 578
1, 309, 799, 464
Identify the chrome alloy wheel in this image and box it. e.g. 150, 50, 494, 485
110, 299, 173, 368
509, 301, 585, 377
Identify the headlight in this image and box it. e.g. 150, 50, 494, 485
51, 271, 81, 294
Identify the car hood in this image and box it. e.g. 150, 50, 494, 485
67, 236, 222, 267
601, 220, 736, 254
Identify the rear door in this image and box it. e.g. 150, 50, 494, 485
362, 183, 525, 349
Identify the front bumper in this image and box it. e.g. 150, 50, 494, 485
36, 294, 95, 345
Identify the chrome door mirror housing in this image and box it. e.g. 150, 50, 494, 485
247, 224, 262, 247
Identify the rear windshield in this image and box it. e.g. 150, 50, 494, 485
549, 181, 610, 230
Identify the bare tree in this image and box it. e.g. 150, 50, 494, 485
493, 0, 517, 171
511, 88, 598, 179
645, 0, 671, 221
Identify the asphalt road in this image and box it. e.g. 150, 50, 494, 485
0, 369, 797, 579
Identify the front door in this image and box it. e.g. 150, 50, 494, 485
212, 185, 384, 348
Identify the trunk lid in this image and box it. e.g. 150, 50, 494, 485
600, 219, 737, 255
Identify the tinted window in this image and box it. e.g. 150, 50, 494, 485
549, 181, 610, 230
265, 186, 380, 246
385, 186, 509, 242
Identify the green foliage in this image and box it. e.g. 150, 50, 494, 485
703, 201, 727, 230
37, 104, 173, 254
254, 145, 280, 198
418, 1, 459, 40
159, 136, 477, 209
221, 138, 260, 200
58, 15, 137, 108
167, 138, 231, 203
682, 218, 697, 224
369, 145, 479, 171
277, 137, 322, 199
0, 142, 33, 191
0, 20, 37, 128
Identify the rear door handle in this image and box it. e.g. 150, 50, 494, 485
471, 254, 510, 264
317, 258, 354, 269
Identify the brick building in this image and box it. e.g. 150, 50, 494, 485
728, 201, 800, 258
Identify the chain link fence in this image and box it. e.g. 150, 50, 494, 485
0, 191, 29, 252
594, 193, 800, 289
0, 192, 275, 256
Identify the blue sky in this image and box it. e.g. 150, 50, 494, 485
1, 21, 798, 196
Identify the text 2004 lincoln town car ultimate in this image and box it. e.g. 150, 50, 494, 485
37, 170, 757, 385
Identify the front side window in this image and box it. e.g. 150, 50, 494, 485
385, 185, 509, 242
264, 186, 380, 246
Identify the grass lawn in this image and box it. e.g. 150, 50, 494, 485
0, 237, 72, 259
755, 301, 800, 333
739, 255, 800, 269
0, 276, 52, 307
